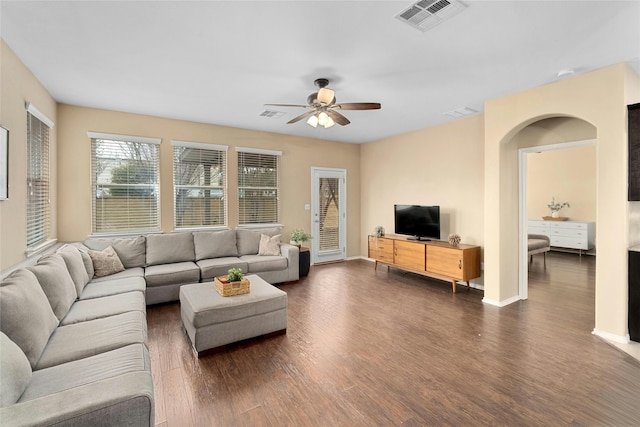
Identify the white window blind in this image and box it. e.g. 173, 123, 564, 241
26, 112, 50, 249
172, 141, 227, 229
237, 148, 281, 225
90, 135, 160, 234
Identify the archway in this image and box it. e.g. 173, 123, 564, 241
483, 64, 634, 342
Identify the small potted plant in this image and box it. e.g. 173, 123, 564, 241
290, 228, 312, 247
373, 225, 385, 237
227, 267, 244, 283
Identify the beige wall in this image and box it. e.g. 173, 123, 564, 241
56, 104, 362, 257
484, 63, 640, 340
527, 146, 596, 222
0, 40, 58, 271
360, 114, 485, 274
521, 117, 597, 222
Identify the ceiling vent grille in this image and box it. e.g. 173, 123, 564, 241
259, 110, 285, 119
395, 0, 467, 32
443, 106, 478, 118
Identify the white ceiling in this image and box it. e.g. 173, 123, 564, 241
2, 1, 639, 144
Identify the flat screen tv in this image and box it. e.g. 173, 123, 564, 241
394, 204, 440, 241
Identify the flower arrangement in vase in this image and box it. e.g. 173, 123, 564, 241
547, 197, 570, 218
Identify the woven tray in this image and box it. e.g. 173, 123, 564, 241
214, 276, 250, 297
542, 216, 569, 221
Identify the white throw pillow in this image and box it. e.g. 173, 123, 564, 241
258, 234, 281, 256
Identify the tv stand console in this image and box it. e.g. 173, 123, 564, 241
368, 234, 481, 293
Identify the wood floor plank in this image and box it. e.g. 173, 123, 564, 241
146, 253, 640, 426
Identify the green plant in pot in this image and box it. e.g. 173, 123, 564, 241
227, 268, 244, 282
290, 228, 312, 247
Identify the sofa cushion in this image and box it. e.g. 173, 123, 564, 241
0, 269, 59, 369
80, 276, 146, 300
67, 242, 95, 278
236, 228, 281, 256
193, 229, 238, 260
19, 343, 150, 403
88, 246, 125, 278
61, 292, 146, 326
258, 233, 281, 256
146, 232, 195, 265
197, 257, 248, 281
240, 254, 288, 273
84, 236, 146, 269
89, 266, 144, 283
27, 254, 78, 321
0, 332, 32, 407
35, 310, 147, 370
57, 244, 91, 295
144, 261, 200, 287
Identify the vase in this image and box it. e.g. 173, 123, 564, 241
552, 211, 559, 218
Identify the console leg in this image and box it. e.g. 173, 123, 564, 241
451, 280, 457, 293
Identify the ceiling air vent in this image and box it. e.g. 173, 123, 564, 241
259, 110, 285, 119
443, 106, 478, 118
395, 0, 467, 32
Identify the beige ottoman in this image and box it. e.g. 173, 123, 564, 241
179, 274, 287, 357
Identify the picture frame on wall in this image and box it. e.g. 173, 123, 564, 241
0, 126, 8, 200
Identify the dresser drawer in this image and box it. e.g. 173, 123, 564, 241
528, 225, 549, 235
549, 221, 588, 230
550, 236, 589, 250
549, 228, 588, 239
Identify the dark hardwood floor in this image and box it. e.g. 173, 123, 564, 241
147, 252, 640, 426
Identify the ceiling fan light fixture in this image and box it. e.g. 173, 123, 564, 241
324, 117, 335, 128
307, 114, 319, 127
317, 111, 329, 126
317, 88, 334, 105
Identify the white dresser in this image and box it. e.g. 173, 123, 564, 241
528, 219, 595, 255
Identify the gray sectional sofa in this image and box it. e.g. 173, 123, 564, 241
0, 228, 298, 426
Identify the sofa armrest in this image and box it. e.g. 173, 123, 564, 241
0, 372, 154, 427
528, 234, 550, 244
280, 243, 300, 282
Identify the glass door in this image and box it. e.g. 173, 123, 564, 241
311, 168, 346, 264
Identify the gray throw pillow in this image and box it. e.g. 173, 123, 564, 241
146, 232, 195, 265
88, 246, 126, 277
27, 254, 78, 321
193, 229, 238, 260
258, 234, 281, 256
57, 244, 91, 295
84, 236, 146, 268
0, 269, 59, 369
236, 228, 281, 255
0, 332, 32, 407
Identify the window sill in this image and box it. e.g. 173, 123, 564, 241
25, 239, 58, 257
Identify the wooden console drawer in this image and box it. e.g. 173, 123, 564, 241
368, 236, 393, 262
426, 245, 481, 281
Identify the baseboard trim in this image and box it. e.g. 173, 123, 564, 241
482, 294, 521, 307
592, 328, 629, 344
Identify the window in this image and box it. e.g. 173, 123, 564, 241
237, 147, 281, 225
89, 132, 160, 234
172, 141, 227, 229
26, 104, 53, 251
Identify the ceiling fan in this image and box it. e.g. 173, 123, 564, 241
265, 78, 381, 128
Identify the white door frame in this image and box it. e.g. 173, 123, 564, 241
311, 167, 347, 265
518, 138, 596, 299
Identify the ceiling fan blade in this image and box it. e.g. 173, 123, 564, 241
317, 88, 335, 105
334, 102, 381, 110
264, 103, 309, 108
326, 110, 351, 126
287, 110, 316, 124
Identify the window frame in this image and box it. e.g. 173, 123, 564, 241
25, 103, 54, 254
236, 147, 282, 227
172, 140, 228, 231
88, 132, 161, 236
